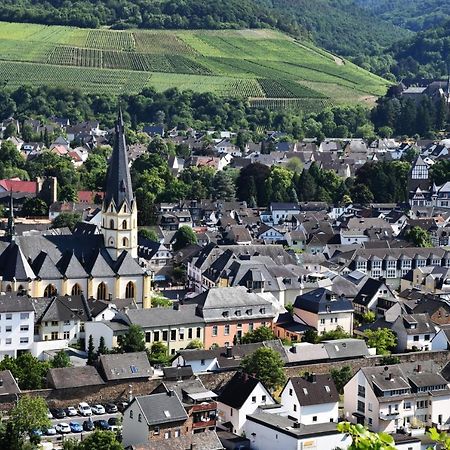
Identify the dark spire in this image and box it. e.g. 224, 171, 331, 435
6, 190, 15, 239
104, 109, 134, 210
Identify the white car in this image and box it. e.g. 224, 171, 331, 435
45, 427, 57, 436
78, 402, 92, 416
55, 423, 71, 434
91, 404, 105, 415
46, 410, 53, 420
66, 406, 77, 416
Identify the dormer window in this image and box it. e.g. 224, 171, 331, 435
235, 310, 241, 317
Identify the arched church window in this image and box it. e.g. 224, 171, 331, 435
122, 237, 129, 247
5, 284, 12, 293
109, 238, 114, 246
110, 219, 114, 229
124, 204, 127, 213
110, 205, 113, 213
44, 284, 57, 297
71, 284, 82, 296
125, 281, 135, 299
17, 285, 24, 292
97, 282, 107, 300
122, 220, 127, 230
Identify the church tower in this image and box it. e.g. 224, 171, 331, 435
102, 110, 138, 259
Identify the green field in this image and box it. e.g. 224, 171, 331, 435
0, 22, 390, 112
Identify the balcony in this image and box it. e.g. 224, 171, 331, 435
192, 418, 216, 429
191, 402, 217, 413
379, 411, 400, 420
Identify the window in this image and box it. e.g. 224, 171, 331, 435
171, 330, 176, 341
162, 330, 168, 341
425, 334, 430, 341
413, 335, 419, 342
312, 416, 317, 422
145, 332, 151, 343
174, 429, 180, 438
289, 388, 293, 396
5, 338, 11, 345
51, 332, 58, 340
404, 402, 411, 410
5, 326, 11, 333
179, 328, 185, 340
224, 325, 230, 335
249, 323, 254, 332
122, 237, 129, 247
196, 327, 201, 338
154, 426, 160, 435
201, 359, 205, 366
71, 284, 82, 296
125, 281, 135, 299
262, 395, 266, 403
320, 319, 325, 325
122, 220, 127, 230
368, 418, 373, 426
20, 313, 29, 320
188, 328, 193, 339
20, 325, 29, 332
164, 431, 171, 440
368, 402, 373, 412
97, 282, 107, 300
212, 326, 218, 337
130, 410, 133, 419
51, 321, 58, 326
110, 219, 114, 229
20, 337, 28, 344
64, 320, 70, 326
293, 404, 297, 412
63, 331, 70, 339
138, 414, 142, 422
235, 310, 241, 317
44, 284, 57, 297
358, 385, 365, 398
252, 396, 256, 403
357, 401, 365, 413
5, 314, 12, 320
154, 331, 160, 342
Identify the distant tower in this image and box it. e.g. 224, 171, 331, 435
6, 191, 15, 240
101, 110, 138, 259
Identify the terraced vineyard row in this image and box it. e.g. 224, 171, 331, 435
85, 30, 135, 50
249, 98, 332, 113
258, 78, 326, 98
133, 32, 196, 55
46, 46, 212, 74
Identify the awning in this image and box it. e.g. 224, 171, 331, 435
187, 391, 218, 401
154, 275, 167, 281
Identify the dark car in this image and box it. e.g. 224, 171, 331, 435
108, 417, 119, 427
105, 403, 118, 413
94, 419, 110, 430
117, 402, 129, 413
50, 408, 66, 419
83, 420, 95, 432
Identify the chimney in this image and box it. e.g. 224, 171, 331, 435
309, 373, 317, 383
226, 346, 232, 358
168, 389, 175, 397
293, 422, 301, 428
290, 345, 297, 354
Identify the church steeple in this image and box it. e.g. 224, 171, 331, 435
6, 191, 15, 240
102, 110, 138, 260
104, 109, 134, 212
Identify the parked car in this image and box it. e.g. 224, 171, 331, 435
105, 403, 118, 413
78, 402, 92, 416
65, 406, 78, 417
45, 427, 57, 436
56, 423, 71, 434
46, 410, 53, 420
108, 417, 121, 432
50, 407, 66, 419
91, 404, 105, 415
31, 429, 43, 437
117, 402, 129, 412
94, 419, 110, 430
83, 420, 95, 431
69, 422, 83, 433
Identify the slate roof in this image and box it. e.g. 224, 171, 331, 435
33, 295, 91, 323
294, 288, 353, 314
47, 366, 104, 389
217, 372, 267, 408
322, 339, 370, 359
56, 250, 88, 278
0, 294, 34, 313
104, 111, 134, 209
126, 304, 203, 328
31, 251, 62, 279
133, 392, 188, 426
286, 374, 339, 406
163, 366, 193, 380
98, 351, 153, 381
353, 278, 388, 306
0, 241, 35, 281
392, 313, 436, 335
0, 370, 20, 396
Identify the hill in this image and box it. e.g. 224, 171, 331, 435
0, 22, 389, 113
356, 0, 450, 32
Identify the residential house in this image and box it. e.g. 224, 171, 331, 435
46, 365, 104, 390
263, 202, 301, 226
352, 278, 397, 315
344, 362, 450, 433
280, 374, 339, 425
0, 294, 34, 360
97, 351, 153, 382
216, 372, 275, 434
186, 286, 277, 348
293, 288, 354, 335
391, 313, 438, 352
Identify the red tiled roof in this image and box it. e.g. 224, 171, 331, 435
0, 179, 37, 194
78, 191, 104, 203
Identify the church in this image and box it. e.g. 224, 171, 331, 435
0, 112, 152, 307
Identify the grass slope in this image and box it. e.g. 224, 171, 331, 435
0, 22, 389, 112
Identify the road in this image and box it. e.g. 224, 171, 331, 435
41, 412, 121, 445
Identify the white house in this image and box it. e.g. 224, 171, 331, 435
262, 202, 301, 225
391, 313, 438, 352
293, 288, 354, 334
280, 374, 339, 425
244, 411, 351, 450
216, 372, 275, 434
343, 363, 450, 433
0, 294, 34, 360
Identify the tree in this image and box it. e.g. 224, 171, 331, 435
362, 311, 376, 323
9, 395, 51, 441
0, 353, 50, 390
151, 295, 172, 308
351, 184, 374, 205
138, 228, 159, 242
428, 427, 450, 450
51, 212, 81, 231
318, 326, 350, 342
302, 329, 318, 344
240, 347, 286, 392
212, 171, 235, 200
337, 422, 396, 449
241, 326, 276, 344
405, 226, 432, 247
173, 226, 197, 251
87, 334, 96, 365
58, 185, 77, 202
77, 431, 123, 450
330, 365, 352, 394
186, 339, 203, 349
21, 197, 48, 217
365, 328, 397, 355
148, 341, 169, 366
97, 336, 109, 357
119, 324, 146, 353
51, 349, 71, 368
